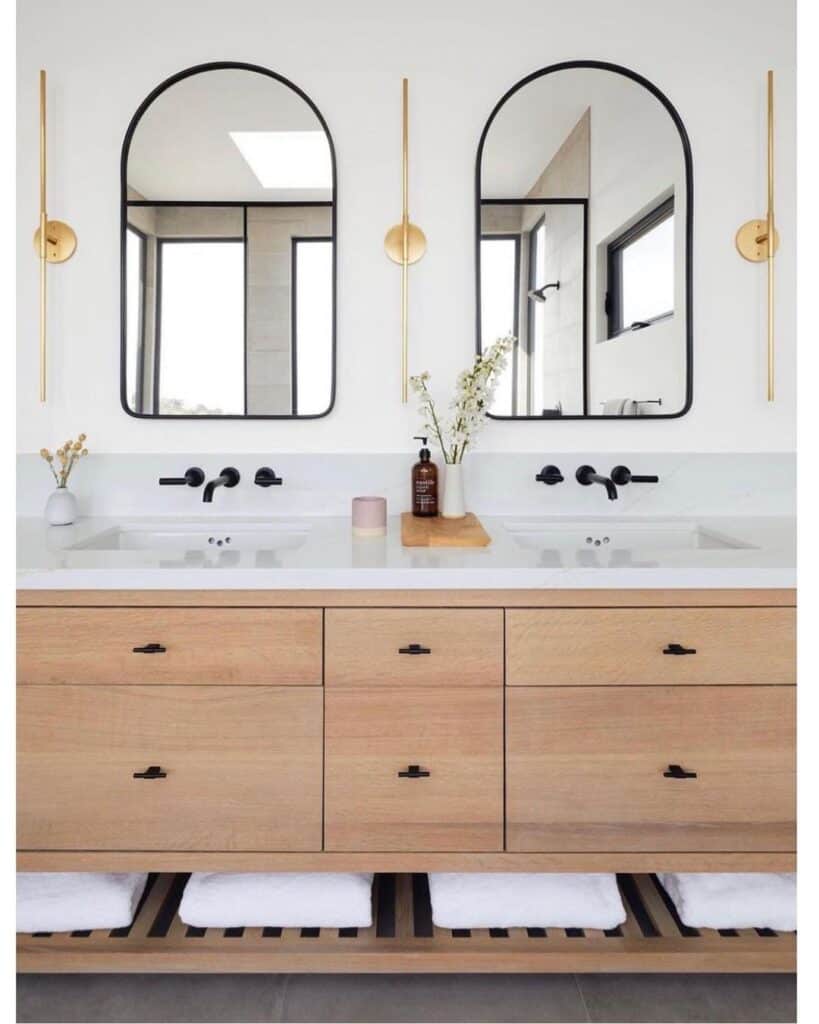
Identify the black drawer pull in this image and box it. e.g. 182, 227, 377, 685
663, 643, 697, 656
398, 764, 430, 778
133, 765, 167, 779
663, 763, 697, 779
398, 644, 431, 655
132, 643, 167, 654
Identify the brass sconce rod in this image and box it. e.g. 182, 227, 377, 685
33, 69, 77, 403
39, 70, 47, 403
766, 70, 775, 401
735, 69, 778, 402
402, 79, 409, 401
385, 78, 426, 402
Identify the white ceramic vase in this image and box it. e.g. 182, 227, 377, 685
45, 487, 78, 526
441, 463, 466, 519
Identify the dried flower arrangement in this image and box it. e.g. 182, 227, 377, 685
409, 336, 513, 464
40, 434, 89, 488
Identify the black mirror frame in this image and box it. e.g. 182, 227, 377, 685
120, 60, 338, 420
475, 59, 693, 421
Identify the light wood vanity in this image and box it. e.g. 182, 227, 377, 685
16, 586, 796, 973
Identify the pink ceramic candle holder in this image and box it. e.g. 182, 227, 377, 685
351, 496, 387, 537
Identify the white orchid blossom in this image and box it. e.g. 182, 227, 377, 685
409, 335, 514, 464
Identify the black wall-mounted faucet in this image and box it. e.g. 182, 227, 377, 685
202, 467, 240, 503
535, 465, 564, 485
576, 465, 618, 501
158, 467, 204, 488
254, 467, 284, 487
611, 465, 660, 486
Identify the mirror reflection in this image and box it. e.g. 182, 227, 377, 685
477, 64, 691, 418
122, 65, 335, 418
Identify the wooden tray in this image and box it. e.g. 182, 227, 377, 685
17, 873, 794, 974
401, 512, 491, 548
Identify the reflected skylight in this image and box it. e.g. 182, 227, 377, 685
229, 131, 332, 189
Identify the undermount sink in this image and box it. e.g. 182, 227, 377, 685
504, 519, 754, 553
69, 521, 311, 554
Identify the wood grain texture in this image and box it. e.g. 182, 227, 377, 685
506, 685, 795, 852
16, 850, 797, 873
400, 512, 491, 547
325, 687, 503, 850
16, 588, 797, 608
17, 607, 322, 685
18, 685, 323, 851
507, 607, 795, 685
325, 609, 503, 687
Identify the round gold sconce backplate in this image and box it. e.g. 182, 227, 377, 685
33, 219, 77, 263
384, 222, 427, 265
735, 219, 780, 263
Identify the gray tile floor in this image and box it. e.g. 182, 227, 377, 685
17, 973, 796, 1023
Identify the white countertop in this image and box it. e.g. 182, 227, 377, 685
16, 514, 796, 590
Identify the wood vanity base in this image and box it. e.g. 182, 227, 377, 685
17, 872, 795, 974
17, 587, 796, 974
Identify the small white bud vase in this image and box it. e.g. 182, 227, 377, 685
45, 486, 78, 526
441, 463, 466, 519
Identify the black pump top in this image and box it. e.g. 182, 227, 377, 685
413, 435, 431, 462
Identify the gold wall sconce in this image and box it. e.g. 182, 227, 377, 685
33, 69, 77, 403
384, 78, 427, 402
735, 70, 779, 402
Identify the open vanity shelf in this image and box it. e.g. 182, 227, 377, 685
17, 872, 794, 974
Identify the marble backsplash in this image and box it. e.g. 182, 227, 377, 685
16, 452, 795, 521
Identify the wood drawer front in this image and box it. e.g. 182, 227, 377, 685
325, 688, 503, 850
17, 608, 322, 685
325, 609, 503, 687
507, 686, 795, 852
506, 607, 795, 686
18, 686, 323, 851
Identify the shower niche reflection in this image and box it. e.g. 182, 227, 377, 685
121, 62, 336, 418
476, 61, 692, 419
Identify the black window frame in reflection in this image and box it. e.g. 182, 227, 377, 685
474, 59, 693, 420
606, 195, 675, 339
120, 61, 337, 420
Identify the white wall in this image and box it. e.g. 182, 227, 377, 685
16, 0, 795, 454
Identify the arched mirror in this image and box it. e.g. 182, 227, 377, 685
476, 61, 692, 419
121, 62, 336, 418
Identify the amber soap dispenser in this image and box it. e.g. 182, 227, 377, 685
411, 436, 438, 517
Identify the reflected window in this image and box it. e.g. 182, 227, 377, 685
157, 239, 245, 415
125, 226, 145, 411
527, 217, 546, 415
606, 197, 674, 337
480, 235, 519, 416
292, 238, 333, 415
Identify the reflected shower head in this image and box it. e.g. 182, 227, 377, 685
527, 281, 560, 302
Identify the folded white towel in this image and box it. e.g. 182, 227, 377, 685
427, 873, 626, 930
178, 873, 374, 929
658, 873, 796, 931
16, 872, 149, 933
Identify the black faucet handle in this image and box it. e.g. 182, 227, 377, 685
159, 467, 205, 487
536, 465, 564, 485
254, 467, 284, 487
611, 465, 659, 486
219, 467, 241, 487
